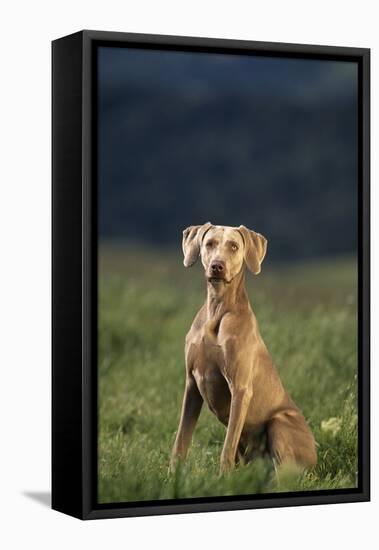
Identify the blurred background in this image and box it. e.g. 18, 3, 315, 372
97, 46, 358, 503
98, 46, 358, 261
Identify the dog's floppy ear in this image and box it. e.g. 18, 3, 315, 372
182, 222, 212, 267
238, 225, 267, 275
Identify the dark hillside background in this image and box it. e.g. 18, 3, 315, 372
98, 47, 358, 261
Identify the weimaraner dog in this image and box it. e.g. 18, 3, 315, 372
170, 223, 317, 473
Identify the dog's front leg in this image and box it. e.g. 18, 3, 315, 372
220, 385, 252, 473
170, 374, 203, 472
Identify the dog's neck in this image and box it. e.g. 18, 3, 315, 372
206, 268, 249, 321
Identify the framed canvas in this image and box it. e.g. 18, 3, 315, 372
52, 30, 370, 520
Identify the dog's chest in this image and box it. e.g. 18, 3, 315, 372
187, 337, 231, 421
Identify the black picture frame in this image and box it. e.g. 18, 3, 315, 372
52, 30, 370, 520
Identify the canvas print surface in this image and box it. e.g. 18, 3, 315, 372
97, 46, 358, 504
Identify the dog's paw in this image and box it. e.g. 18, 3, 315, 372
219, 453, 235, 474
168, 455, 182, 475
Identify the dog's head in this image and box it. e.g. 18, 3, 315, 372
182, 223, 267, 285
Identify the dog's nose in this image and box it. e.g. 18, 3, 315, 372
211, 261, 225, 274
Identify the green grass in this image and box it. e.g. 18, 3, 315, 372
98, 244, 358, 503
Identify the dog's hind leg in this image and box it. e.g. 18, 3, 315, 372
267, 411, 317, 469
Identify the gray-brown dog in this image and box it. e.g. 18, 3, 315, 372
170, 223, 317, 473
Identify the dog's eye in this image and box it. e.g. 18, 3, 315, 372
231, 244, 238, 252
206, 240, 214, 248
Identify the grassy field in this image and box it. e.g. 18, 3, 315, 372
98, 244, 358, 503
